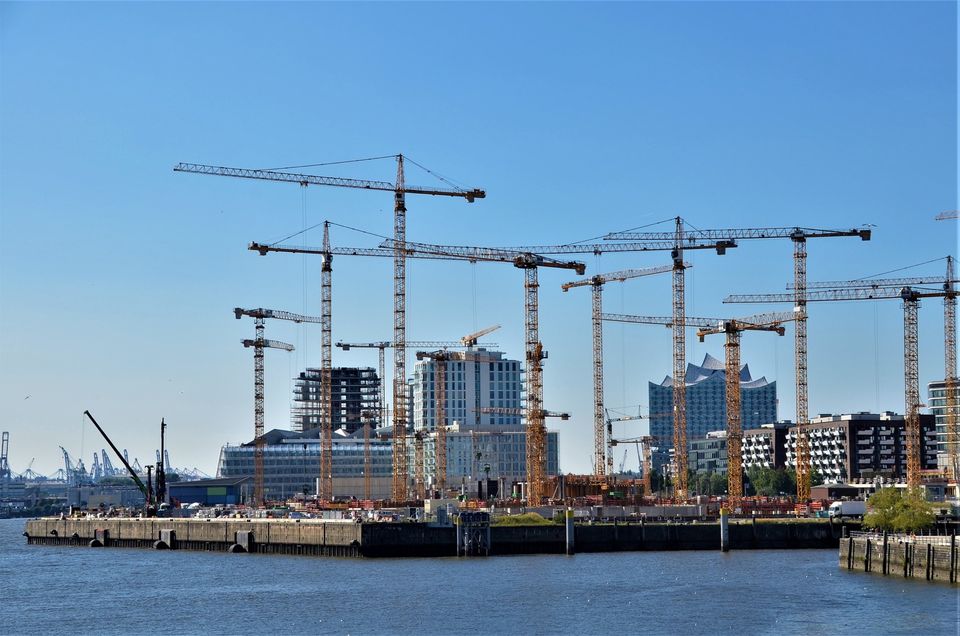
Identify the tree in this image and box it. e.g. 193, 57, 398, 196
863, 487, 935, 532
746, 467, 795, 497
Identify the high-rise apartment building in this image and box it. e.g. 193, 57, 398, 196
928, 379, 960, 473
411, 349, 522, 431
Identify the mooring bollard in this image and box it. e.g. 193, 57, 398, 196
720, 507, 730, 552
565, 507, 575, 556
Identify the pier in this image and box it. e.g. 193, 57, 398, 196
839, 531, 960, 584
24, 516, 855, 558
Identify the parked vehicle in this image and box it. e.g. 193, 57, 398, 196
828, 500, 866, 518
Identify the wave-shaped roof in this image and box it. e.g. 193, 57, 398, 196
658, 353, 771, 388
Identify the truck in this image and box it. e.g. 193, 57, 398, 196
828, 500, 866, 518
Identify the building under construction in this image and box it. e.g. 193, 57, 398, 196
291, 366, 381, 433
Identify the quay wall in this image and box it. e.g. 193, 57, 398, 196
839, 534, 959, 585
24, 517, 856, 558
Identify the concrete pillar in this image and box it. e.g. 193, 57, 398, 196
720, 507, 730, 552
565, 507, 575, 556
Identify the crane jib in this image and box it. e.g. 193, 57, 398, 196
173, 163, 483, 199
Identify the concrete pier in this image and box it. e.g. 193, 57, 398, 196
839, 532, 959, 585
24, 517, 854, 559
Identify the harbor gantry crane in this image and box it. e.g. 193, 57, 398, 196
256, 238, 583, 502
725, 283, 956, 490
0, 432, 9, 482
696, 313, 795, 506
562, 265, 674, 480
603, 220, 871, 499
234, 307, 319, 504
177, 156, 485, 502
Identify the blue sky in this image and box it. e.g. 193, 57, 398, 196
0, 1, 956, 477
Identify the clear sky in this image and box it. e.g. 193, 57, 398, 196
0, 1, 956, 477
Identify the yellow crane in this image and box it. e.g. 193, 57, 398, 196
251, 238, 582, 502
176, 155, 485, 501
696, 313, 795, 507
561, 265, 674, 480
387, 234, 736, 499
234, 307, 318, 504
725, 282, 956, 490
415, 326, 501, 499
604, 220, 872, 499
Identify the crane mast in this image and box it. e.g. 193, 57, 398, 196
696, 314, 792, 506
178, 156, 484, 503
725, 283, 951, 490
416, 350, 452, 495
320, 222, 333, 502
562, 265, 673, 480
945, 256, 958, 482
392, 157, 408, 500
236, 307, 312, 504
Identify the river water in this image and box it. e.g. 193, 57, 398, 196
1, 519, 955, 634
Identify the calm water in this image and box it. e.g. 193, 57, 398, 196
1, 518, 956, 635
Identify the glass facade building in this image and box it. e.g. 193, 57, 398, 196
649, 353, 777, 469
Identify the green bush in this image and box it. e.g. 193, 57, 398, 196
492, 512, 554, 526
863, 487, 935, 532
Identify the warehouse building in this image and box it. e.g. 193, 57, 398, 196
217, 424, 559, 501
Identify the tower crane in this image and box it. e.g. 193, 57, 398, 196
252, 239, 583, 503
601, 311, 789, 495
603, 408, 644, 478
461, 324, 501, 347
234, 307, 315, 504
696, 313, 795, 506
604, 219, 872, 499
338, 339, 500, 430
176, 156, 485, 504
414, 327, 501, 496
725, 283, 956, 490
384, 234, 739, 499
610, 436, 657, 494
935, 216, 958, 482
562, 264, 674, 479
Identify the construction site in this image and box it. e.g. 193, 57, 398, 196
14, 157, 959, 552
